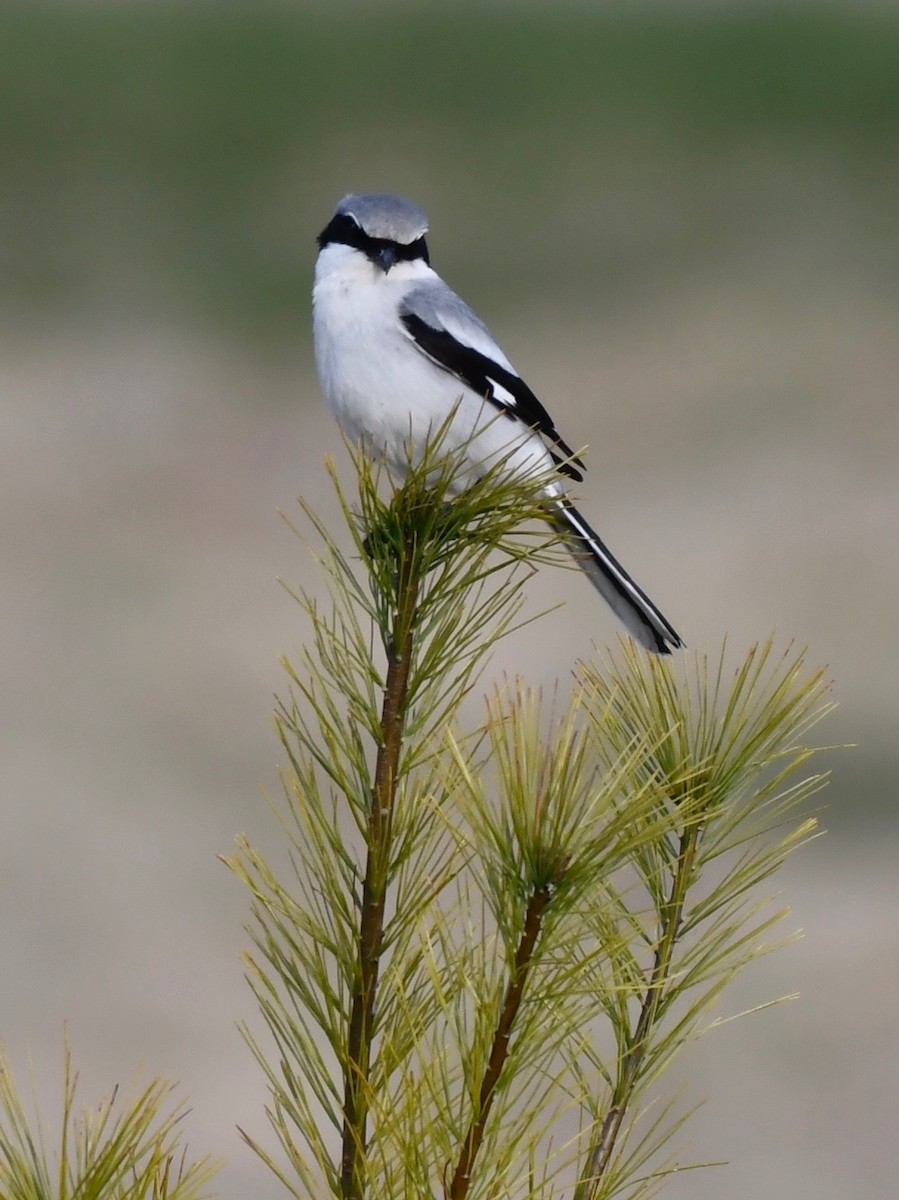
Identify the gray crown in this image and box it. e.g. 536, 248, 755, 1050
337, 193, 429, 245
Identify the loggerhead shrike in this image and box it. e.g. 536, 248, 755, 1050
312, 192, 683, 654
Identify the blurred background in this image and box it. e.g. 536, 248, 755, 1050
1, 1, 897, 1197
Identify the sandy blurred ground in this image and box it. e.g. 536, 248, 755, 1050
1, 4, 898, 1198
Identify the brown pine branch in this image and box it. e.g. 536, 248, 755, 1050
448, 880, 554, 1200
340, 549, 420, 1200
576, 824, 701, 1200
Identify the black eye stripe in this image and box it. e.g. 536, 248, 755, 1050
317, 213, 430, 266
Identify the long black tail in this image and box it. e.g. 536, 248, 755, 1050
549, 498, 684, 655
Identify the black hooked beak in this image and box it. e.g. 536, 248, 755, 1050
377, 244, 397, 273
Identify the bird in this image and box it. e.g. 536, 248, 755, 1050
312, 192, 683, 654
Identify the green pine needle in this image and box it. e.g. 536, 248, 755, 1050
230, 433, 834, 1200
0, 1034, 216, 1200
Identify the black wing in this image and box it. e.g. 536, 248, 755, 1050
401, 310, 585, 481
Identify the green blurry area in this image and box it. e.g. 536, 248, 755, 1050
3, 3, 898, 343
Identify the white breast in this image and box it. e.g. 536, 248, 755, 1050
312, 244, 556, 489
